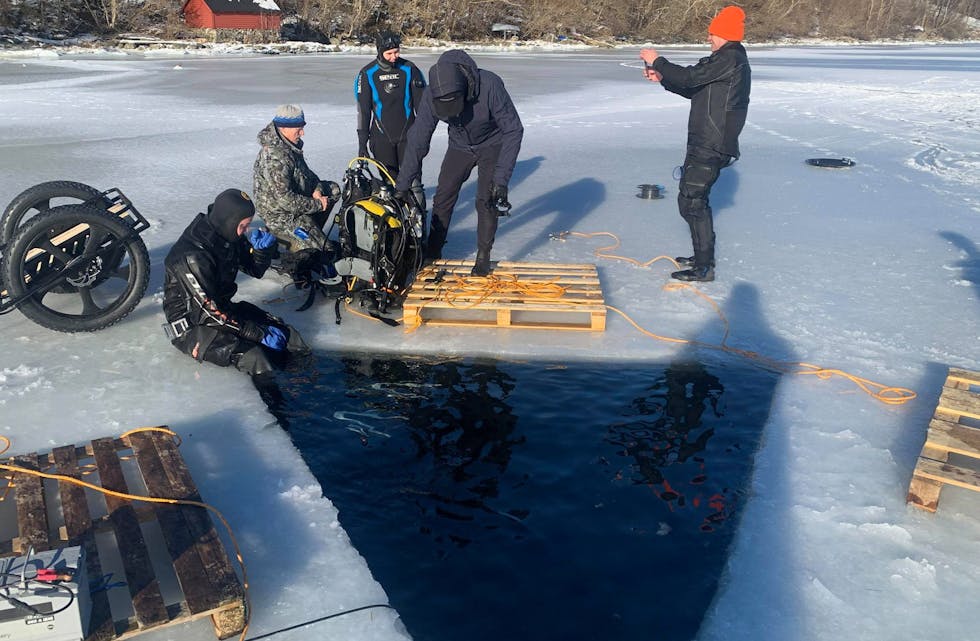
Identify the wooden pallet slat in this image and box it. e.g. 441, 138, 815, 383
92, 437, 170, 630
911, 457, 980, 492
53, 444, 116, 641
128, 432, 219, 616
922, 417, 980, 458
907, 368, 980, 512
402, 260, 606, 331
2, 433, 246, 641
12, 453, 50, 554
145, 432, 245, 639
937, 386, 980, 421
948, 368, 980, 387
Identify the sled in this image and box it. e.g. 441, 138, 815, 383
0, 182, 151, 332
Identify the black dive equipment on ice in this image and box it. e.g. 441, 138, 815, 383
805, 158, 855, 168
328, 158, 424, 315
637, 184, 665, 199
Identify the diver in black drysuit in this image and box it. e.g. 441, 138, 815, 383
645, 35, 751, 282
163, 189, 309, 379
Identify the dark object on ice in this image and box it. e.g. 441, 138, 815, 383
805, 157, 855, 168
637, 184, 665, 200
0, 181, 151, 332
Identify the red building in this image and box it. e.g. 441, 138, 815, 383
182, 0, 282, 30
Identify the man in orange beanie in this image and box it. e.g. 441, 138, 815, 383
640, 5, 751, 282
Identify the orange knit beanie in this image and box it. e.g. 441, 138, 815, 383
709, 6, 745, 41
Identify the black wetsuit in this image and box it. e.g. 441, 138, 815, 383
355, 56, 426, 177
163, 212, 305, 376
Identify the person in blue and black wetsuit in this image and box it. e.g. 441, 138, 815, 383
354, 31, 426, 178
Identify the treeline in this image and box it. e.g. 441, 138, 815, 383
1, 0, 978, 42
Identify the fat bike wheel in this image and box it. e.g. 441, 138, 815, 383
2, 181, 114, 293
1, 180, 107, 243
3, 204, 150, 332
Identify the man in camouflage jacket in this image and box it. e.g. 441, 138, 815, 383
252, 104, 337, 254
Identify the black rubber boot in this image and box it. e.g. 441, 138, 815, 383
671, 266, 715, 282
471, 250, 492, 277
675, 256, 695, 267
424, 229, 445, 265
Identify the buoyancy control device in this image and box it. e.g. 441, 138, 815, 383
329, 158, 424, 313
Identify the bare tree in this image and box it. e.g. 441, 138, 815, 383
4, 0, 978, 42
80, 0, 120, 30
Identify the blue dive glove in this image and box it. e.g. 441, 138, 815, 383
261, 325, 287, 351
248, 228, 278, 250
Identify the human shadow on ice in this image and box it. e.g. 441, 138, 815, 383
434, 156, 544, 258
891, 361, 949, 483
938, 230, 980, 303
499, 176, 604, 260
706, 163, 740, 217
692, 281, 801, 641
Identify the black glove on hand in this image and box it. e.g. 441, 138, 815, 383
490, 184, 511, 215
318, 180, 342, 202
394, 190, 411, 206
358, 144, 369, 158
238, 320, 267, 344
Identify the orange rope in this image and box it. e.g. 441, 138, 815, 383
344, 300, 387, 323
561, 230, 681, 269
404, 272, 570, 332
563, 231, 917, 405
0, 427, 251, 641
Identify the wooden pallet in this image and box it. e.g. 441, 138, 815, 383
907, 368, 980, 512
1, 431, 245, 640
402, 260, 606, 331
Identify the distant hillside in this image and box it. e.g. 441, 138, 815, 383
1, 0, 978, 44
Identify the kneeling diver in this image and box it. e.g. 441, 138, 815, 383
163, 189, 310, 378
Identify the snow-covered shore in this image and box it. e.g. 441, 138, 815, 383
2, 31, 980, 61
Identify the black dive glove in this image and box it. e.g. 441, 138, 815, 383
490, 184, 512, 216
394, 190, 412, 206
238, 320, 267, 344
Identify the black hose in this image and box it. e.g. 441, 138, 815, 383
244, 603, 397, 641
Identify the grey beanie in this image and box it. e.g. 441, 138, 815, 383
273, 104, 306, 128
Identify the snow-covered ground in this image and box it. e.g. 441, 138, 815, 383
1, 44, 978, 640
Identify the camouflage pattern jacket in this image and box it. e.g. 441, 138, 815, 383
253, 121, 324, 250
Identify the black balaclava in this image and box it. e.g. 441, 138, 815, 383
207, 189, 255, 242
428, 62, 467, 121
375, 31, 401, 69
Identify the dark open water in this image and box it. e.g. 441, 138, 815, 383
270, 352, 779, 641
